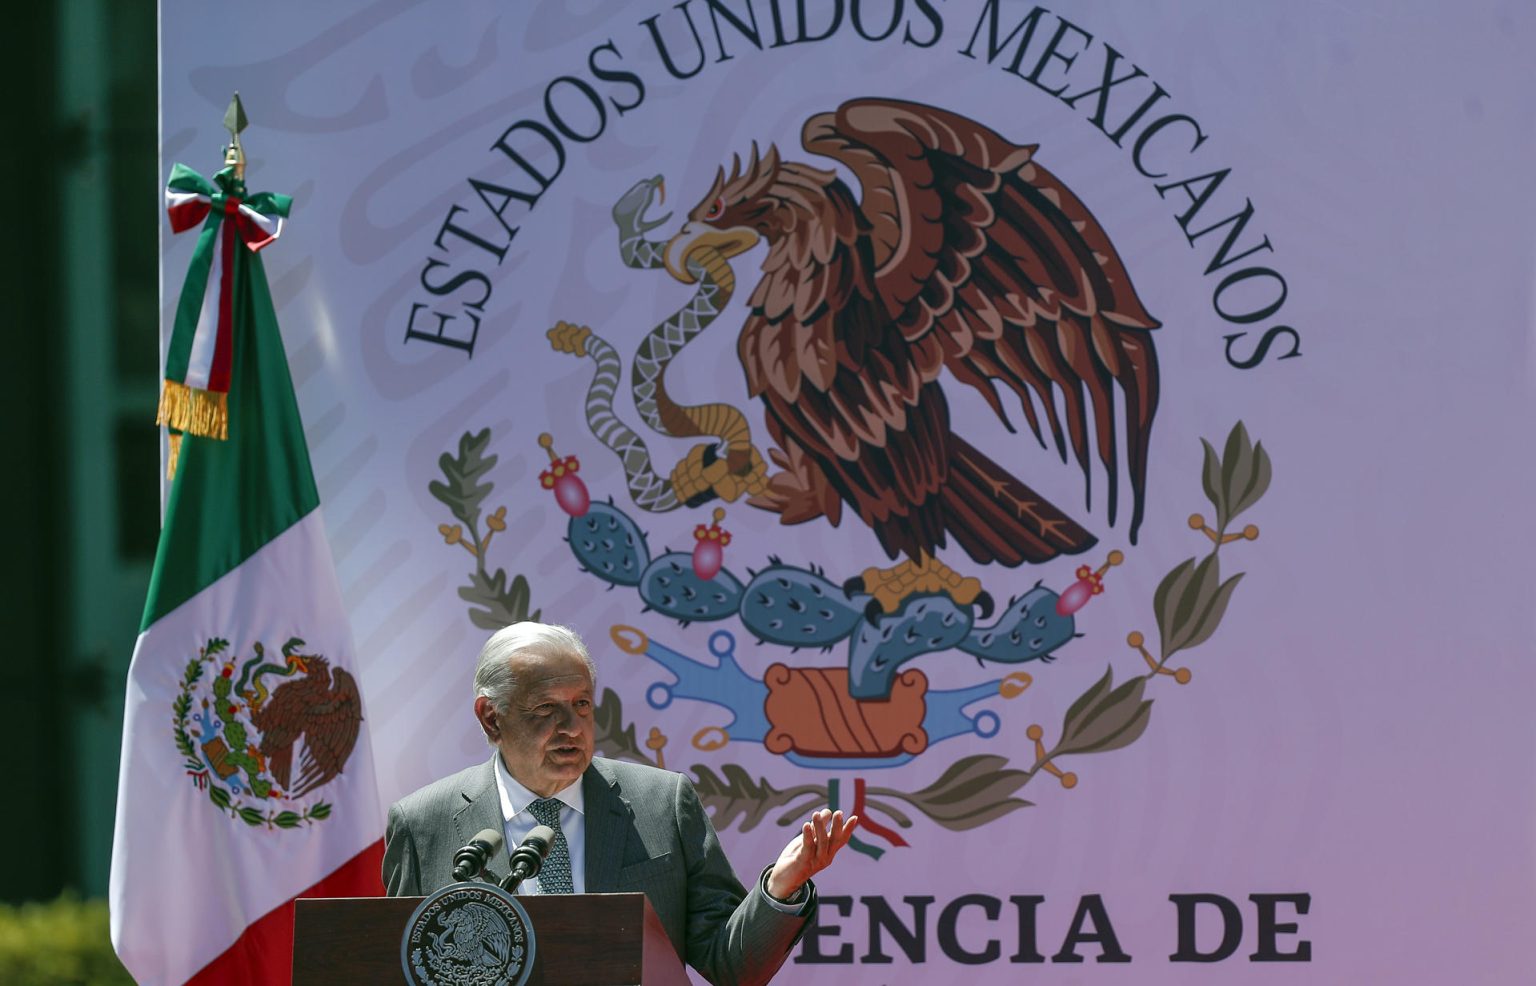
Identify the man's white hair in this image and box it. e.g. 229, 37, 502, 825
473, 622, 596, 739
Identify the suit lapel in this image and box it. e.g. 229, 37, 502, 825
452, 756, 508, 885
583, 759, 631, 893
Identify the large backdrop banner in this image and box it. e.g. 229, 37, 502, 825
158, 1, 1536, 981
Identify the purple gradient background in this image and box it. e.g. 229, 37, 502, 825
159, 1, 1536, 981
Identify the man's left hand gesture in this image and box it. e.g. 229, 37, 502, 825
766, 809, 859, 902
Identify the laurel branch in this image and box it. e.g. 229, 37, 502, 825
431, 428, 540, 630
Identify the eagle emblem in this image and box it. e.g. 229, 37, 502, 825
660, 99, 1159, 617
402, 883, 533, 986
172, 636, 362, 827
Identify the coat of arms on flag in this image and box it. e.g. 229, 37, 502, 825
173, 635, 362, 826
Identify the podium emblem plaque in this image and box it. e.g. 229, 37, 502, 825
400, 882, 537, 986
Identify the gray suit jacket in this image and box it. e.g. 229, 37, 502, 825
384, 756, 813, 985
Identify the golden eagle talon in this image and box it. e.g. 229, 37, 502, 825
669, 442, 769, 505
852, 556, 988, 616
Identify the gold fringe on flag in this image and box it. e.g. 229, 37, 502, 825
165, 432, 182, 481
156, 379, 229, 441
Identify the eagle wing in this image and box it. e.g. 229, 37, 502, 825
253, 662, 362, 797
291, 666, 363, 796
802, 99, 1160, 539
739, 157, 954, 562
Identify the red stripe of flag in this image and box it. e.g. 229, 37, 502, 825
184, 839, 384, 986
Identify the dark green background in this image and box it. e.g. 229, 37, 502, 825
1, 1, 158, 904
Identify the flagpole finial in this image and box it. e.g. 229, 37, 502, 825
223, 92, 249, 180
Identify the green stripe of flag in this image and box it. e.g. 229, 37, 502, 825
142, 247, 319, 629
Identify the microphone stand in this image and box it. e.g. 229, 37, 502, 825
500, 861, 538, 893
500, 843, 547, 893
499, 824, 555, 893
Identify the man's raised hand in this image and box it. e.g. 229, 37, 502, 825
765, 808, 859, 902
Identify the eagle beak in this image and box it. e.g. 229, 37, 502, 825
663, 223, 760, 284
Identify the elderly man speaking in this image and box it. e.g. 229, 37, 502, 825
384, 621, 858, 985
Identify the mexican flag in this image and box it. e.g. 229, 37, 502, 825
109, 163, 384, 985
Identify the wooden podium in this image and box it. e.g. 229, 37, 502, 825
293, 892, 691, 985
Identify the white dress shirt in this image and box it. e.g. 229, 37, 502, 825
492, 753, 586, 894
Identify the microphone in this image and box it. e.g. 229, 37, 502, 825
451, 828, 505, 882
501, 825, 557, 892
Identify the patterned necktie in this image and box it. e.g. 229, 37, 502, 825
526, 797, 574, 894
